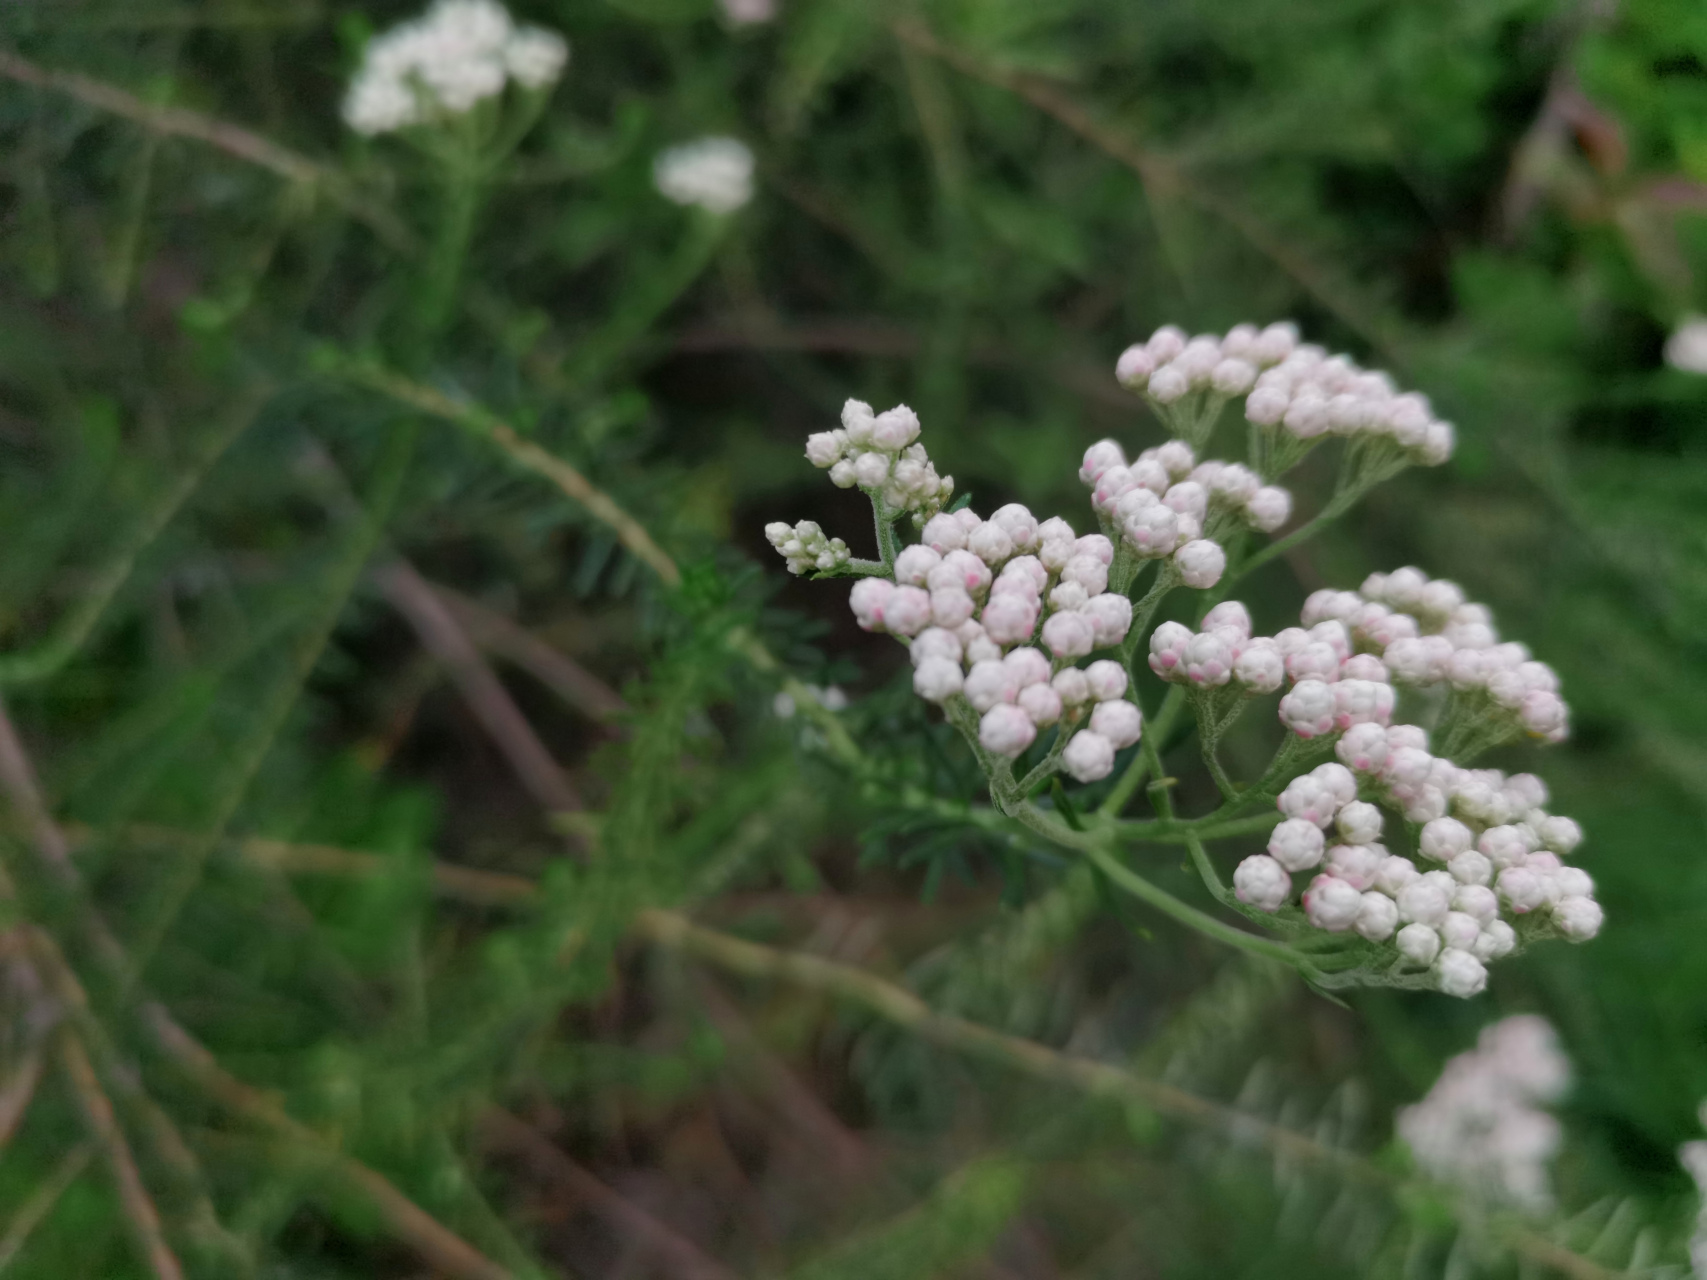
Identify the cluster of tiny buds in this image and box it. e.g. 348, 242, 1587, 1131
1307, 567, 1569, 743
1116, 322, 1455, 467
1232, 724, 1597, 998
1149, 601, 1395, 738
764, 520, 849, 577
342, 0, 568, 137
805, 400, 953, 521
653, 136, 755, 216
1397, 1016, 1570, 1209
1079, 438, 1286, 582
1683, 1101, 1707, 1277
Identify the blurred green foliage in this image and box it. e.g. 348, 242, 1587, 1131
0, 0, 1702, 1276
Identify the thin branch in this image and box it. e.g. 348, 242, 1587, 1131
0, 50, 415, 252
429, 583, 628, 725
480, 1108, 739, 1280
0, 1141, 91, 1271
342, 363, 682, 587
0, 1046, 43, 1151
59, 1031, 185, 1280
376, 560, 584, 813
0, 703, 514, 1280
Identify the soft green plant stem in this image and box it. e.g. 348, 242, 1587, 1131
0, 386, 268, 688
1098, 685, 1185, 816
119, 420, 422, 999
410, 164, 483, 365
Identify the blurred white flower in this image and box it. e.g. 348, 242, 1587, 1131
654, 137, 755, 214
1665, 316, 1707, 375
343, 0, 568, 136
1685, 1101, 1707, 1279
773, 685, 847, 719
721, 0, 778, 24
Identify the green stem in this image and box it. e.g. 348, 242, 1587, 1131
1081, 843, 1302, 971
411, 167, 482, 363
1099, 684, 1186, 816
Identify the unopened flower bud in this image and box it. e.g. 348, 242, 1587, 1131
982, 595, 1037, 646
1052, 666, 1091, 705
1536, 815, 1582, 855
884, 586, 932, 636
1552, 896, 1603, 942
1062, 730, 1115, 782
921, 513, 968, 553
1496, 866, 1547, 914
1325, 843, 1382, 890
849, 578, 895, 631
1245, 486, 1292, 532
1418, 817, 1472, 862
968, 521, 1015, 567
1279, 679, 1337, 738
1397, 922, 1442, 966
1017, 682, 1063, 726
931, 587, 976, 629
1452, 884, 1499, 923
980, 704, 1037, 758
1478, 825, 1530, 869
1089, 699, 1143, 749
1336, 801, 1383, 845
1081, 593, 1133, 646
1303, 875, 1363, 932
913, 657, 963, 703
989, 503, 1041, 553
1234, 855, 1291, 912
1356, 892, 1399, 941
805, 432, 843, 467
1375, 854, 1420, 896
910, 627, 962, 667
1084, 660, 1127, 703
964, 660, 1018, 712
894, 544, 942, 586
1185, 631, 1235, 686
1042, 611, 1095, 659
1277, 774, 1340, 827
1174, 539, 1226, 588
1148, 621, 1194, 679
1434, 948, 1487, 998
1233, 640, 1284, 693
1268, 818, 1326, 872
1115, 346, 1155, 389
1397, 878, 1452, 926
1337, 723, 1391, 773
1470, 919, 1516, 960
1448, 850, 1493, 887
1079, 440, 1127, 483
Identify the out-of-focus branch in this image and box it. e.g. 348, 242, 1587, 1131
342, 363, 682, 587
480, 1108, 739, 1280
59, 1031, 185, 1280
0, 50, 415, 251
430, 583, 628, 726
377, 560, 585, 813
0, 1141, 91, 1270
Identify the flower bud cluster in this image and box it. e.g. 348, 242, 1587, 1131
1397, 1016, 1571, 1209
764, 520, 849, 577
343, 0, 568, 136
1306, 568, 1570, 743
1145, 601, 1285, 695
1115, 322, 1455, 469
803, 400, 953, 521
1233, 725, 1597, 997
1079, 439, 1289, 586
654, 137, 756, 215
1683, 1102, 1707, 1278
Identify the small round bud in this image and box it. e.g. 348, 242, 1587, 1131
1336, 722, 1391, 773
1211, 357, 1258, 395
1336, 801, 1384, 845
921, 513, 968, 554
1434, 948, 1487, 998
1174, 539, 1226, 589
1552, 866, 1594, 900
1075, 533, 1115, 565
910, 627, 962, 667
1148, 363, 1189, 402
1147, 621, 1194, 679
1303, 875, 1363, 932
1452, 884, 1499, 923
1478, 825, 1530, 869
1325, 843, 1381, 890
1396, 922, 1442, 966
1418, 817, 1473, 861
1089, 699, 1143, 749
982, 595, 1037, 646
805, 431, 844, 468
1536, 815, 1582, 854
963, 660, 1018, 713
1440, 911, 1481, 951
1496, 866, 1547, 914
894, 544, 943, 586
1245, 485, 1292, 533
1286, 642, 1341, 684
1201, 601, 1252, 637
1374, 855, 1420, 896
884, 586, 932, 636
913, 657, 963, 703
849, 578, 895, 631
932, 549, 992, 596
1003, 646, 1051, 688
930, 587, 976, 629
1081, 593, 1134, 647
1079, 440, 1126, 484
1061, 554, 1110, 597
1184, 631, 1236, 687
1233, 640, 1284, 693
1278, 679, 1337, 738
869, 404, 921, 450
1234, 855, 1291, 912
1061, 730, 1115, 782
1162, 480, 1208, 521
989, 503, 1041, 553
1312, 762, 1358, 806
1355, 892, 1399, 942
1268, 818, 1326, 872
1552, 896, 1603, 942
1084, 660, 1128, 703
1448, 850, 1493, 887
1017, 682, 1063, 726
980, 704, 1037, 758
853, 451, 890, 488
1115, 345, 1155, 388
967, 521, 1016, 567
1397, 878, 1451, 926
1042, 611, 1095, 659
1277, 774, 1340, 827
1052, 666, 1091, 705
1471, 919, 1517, 960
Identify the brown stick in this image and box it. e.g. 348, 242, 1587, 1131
0, 49, 415, 251
0, 699, 514, 1280
59, 1031, 185, 1280
376, 560, 585, 813
479, 1108, 738, 1280
430, 584, 628, 725
344, 365, 682, 587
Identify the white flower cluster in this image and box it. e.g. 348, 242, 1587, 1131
804, 400, 954, 521
1233, 724, 1597, 997
343, 0, 568, 137
1397, 1015, 1571, 1210
1308, 569, 1570, 743
850, 508, 1140, 776
1683, 1102, 1707, 1278
1666, 316, 1707, 375
1115, 322, 1454, 467
764, 520, 849, 577
1149, 604, 1395, 736
1079, 439, 1288, 587
721, 0, 778, 23
653, 137, 756, 215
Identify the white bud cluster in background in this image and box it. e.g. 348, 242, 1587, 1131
720, 0, 778, 24
1116, 323, 1456, 467
653, 137, 756, 215
1665, 316, 1707, 376
1079, 438, 1287, 588
343, 0, 568, 136
802, 399, 953, 521
1308, 568, 1569, 743
1231, 720, 1597, 997
1397, 1016, 1571, 1210
764, 520, 849, 577
1683, 1101, 1707, 1279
